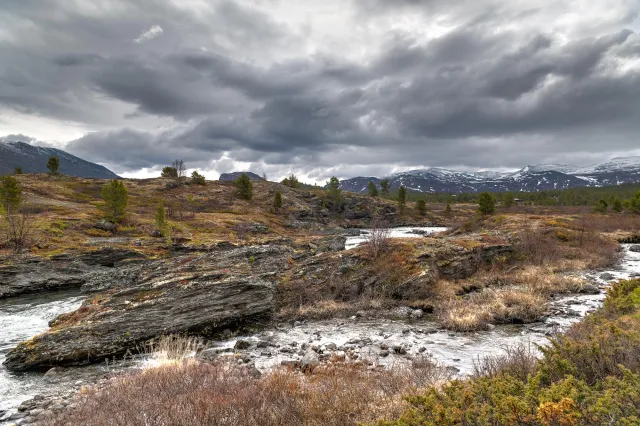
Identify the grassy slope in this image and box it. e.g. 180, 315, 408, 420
1, 174, 450, 257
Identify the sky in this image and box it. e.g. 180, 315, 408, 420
0, 0, 639, 183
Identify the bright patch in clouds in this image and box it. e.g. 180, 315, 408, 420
134, 25, 164, 43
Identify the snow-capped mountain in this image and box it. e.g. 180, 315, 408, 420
339, 157, 640, 194
0, 141, 119, 178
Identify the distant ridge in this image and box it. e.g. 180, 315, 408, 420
219, 171, 264, 181
340, 157, 640, 194
0, 141, 119, 178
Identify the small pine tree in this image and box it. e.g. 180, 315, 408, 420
234, 173, 253, 200
13, 167, 23, 175
380, 179, 390, 196
47, 156, 60, 175
0, 175, 22, 213
593, 199, 608, 213
161, 167, 178, 178
101, 179, 128, 223
624, 191, 640, 214
326, 176, 344, 211
273, 190, 283, 212
367, 181, 379, 197
445, 203, 452, 216
397, 186, 407, 212
191, 171, 206, 185
478, 191, 496, 216
282, 174, 301, 188
503, 192, 514, 208
155, 203, 167, 236
416, 198, 427, 216
612, 198, 624, 213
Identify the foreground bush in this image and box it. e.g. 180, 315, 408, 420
44, 360, 448, 426
380, 280, 640, 425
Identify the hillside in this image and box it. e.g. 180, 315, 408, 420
0, 141, 119, 179
340, 157, 640, 194
0, 174, 446, 258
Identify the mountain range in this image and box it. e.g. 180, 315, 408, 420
339, 157, 640, 194
0, 141, 119, 178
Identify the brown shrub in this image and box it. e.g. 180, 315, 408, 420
361, 220, 391, 259
437, 287, 547, 331
43, 360, 448, 426
472, 342, 539, 381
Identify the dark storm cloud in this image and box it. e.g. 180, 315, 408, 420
1, 0, 639, 179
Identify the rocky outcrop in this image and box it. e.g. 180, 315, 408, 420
0, 248, 147, 299
3, 245, 292, 372
78, 247, 145, 267
0, 255, 88, 299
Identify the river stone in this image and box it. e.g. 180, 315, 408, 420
3, 245, 292, 372
629, 245, 640, 252
577, 284, 600, 294
300, 351, 319, 371
234, 340, 252, 350
599, 273, 615, 281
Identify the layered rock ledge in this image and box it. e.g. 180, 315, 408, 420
3, 245, 291, 371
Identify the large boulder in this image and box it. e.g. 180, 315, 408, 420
3, 245, 292, 372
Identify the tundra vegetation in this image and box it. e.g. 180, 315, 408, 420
1, 172, 640, 425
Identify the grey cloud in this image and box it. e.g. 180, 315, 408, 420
1, 0, 640, 181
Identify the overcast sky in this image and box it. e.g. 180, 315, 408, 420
0, 0, 639, 182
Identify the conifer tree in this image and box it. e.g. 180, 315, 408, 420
397, 186, 407, 212
161, 167, 178, 178
478, 191, 496, 216
273, 190, 283, 212
367, 181, 379, 197
47, 156, 60, 175
380, 179, 391, 196
234, 173, 253, 200
155, 203, 167, 236
416, 198, 427, 216
503, 192, 514, 208
612, 198, 624, 213
0, 175, 22, 213
101, 179, 128, 223
191, 171, 206, 185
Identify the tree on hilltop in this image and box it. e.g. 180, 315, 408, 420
47, 156, 60, 175
234, 173, 253, 200
367, 181, 379, 197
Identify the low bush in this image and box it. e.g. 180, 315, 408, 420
44, 360, 448, 426
380, 280, 640, 425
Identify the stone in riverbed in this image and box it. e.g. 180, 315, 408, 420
234, 340, 252, 350
629, 245, 640, 253
300, 351, 319, 371
577, 284, 600, 294
599, 273, 615, 281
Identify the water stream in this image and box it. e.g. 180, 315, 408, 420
210, 244, 640, 376
0, 291, 83, 416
